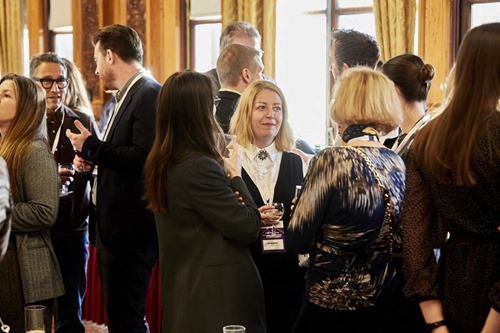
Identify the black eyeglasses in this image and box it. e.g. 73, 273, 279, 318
33, 78, 70, 90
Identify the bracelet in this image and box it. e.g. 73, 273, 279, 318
426, 320, 446, 331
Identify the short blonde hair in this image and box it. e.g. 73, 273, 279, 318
229, 80, 294, 151
332, 67, 402, 135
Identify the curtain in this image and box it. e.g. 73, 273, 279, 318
373, 0, 416, 62
0, 0, 23, 75
221, 0, 276, 78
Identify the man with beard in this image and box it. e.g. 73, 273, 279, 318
66, 25, 160, 333
30, 53, 99, 333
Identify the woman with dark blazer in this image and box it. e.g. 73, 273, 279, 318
230, 80, 306, 333
0, 74, 63, 332
144, 71, 265, 333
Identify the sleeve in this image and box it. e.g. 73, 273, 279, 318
187, 156, 261, 244
0, 158, 12, 258
82, 83, 158, 171
11, 144, 60, 233
287, 151, 334, 253
401, 153, 444, 301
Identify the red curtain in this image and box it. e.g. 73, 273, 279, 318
83, 245, 162, 333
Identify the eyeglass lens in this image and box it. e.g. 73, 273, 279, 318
37, 78, 69, 89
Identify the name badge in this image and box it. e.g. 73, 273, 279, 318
261, 220, 286, 253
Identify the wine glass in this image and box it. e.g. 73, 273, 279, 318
58, 163, 75, 196
264, 202, 284, 235
221, 134, 237, 158
264, 202, 284, 218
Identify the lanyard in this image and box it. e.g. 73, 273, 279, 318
393, 113, 430, 152
50, 110, 65, 154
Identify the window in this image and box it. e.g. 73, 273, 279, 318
190, 20, 221, 72
454, 0, 500, 58
51, 27, 74, 61
188, 0, 221, 72
276, 0, 374, 149
470, 1, 500, 27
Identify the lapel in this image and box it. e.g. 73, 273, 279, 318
106, 76, 146, 141
242, 153, 290, 206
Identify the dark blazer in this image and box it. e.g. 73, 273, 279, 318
48, 105, 99, 239
81, 75, 160, 251
243, 151, 306, 332
156, 153, 266, 333
215, 90, 241, 133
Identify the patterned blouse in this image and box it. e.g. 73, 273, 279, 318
288, 146, 406, 310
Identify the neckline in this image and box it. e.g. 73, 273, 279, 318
346, 139, 387, 148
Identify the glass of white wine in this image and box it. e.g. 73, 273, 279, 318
264, 202, 284, 236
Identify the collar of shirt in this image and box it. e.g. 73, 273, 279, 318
115, 68, 145, 103
244, 142, 278, 162
218, 88, 242, 95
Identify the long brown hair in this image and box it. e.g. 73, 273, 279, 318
144, 71, 223, 213
0, 74, 47, 199
412, 23, 500, 186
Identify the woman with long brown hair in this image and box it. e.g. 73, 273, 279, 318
0, 74, 62, 332
402, 23, 500, 333
144, 71, 265, 333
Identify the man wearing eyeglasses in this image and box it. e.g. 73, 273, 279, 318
30, 53, 99, 333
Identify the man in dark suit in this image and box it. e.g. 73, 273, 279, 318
66, 24, 160, 333
215, 43, 263, 133
30, 53, 99, 333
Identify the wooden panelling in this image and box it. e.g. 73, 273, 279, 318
145, 0, 183, 83
26, 0, 47, 59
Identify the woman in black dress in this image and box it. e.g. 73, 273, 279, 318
230, 80, 306, 333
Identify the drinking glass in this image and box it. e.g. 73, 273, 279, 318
264, 202, 284, 235
222, 134, 237, 158
223, 325, 246, 333
25, 305, 45, 333
58, 163, 75, 196
264, 202, 284, 218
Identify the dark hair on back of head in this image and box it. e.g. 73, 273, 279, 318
92, 24, 143, 64
330, 29, 380, 69
381, 53, 435, 102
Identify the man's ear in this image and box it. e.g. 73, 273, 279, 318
106, 49, 114, 63
242, 68, 251, 84
342, 63, 349, 71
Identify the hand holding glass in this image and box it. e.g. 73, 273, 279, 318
262, 202, 284, 227
58, 163, 75, 196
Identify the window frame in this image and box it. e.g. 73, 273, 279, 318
188, 17, 221, 70
452, 0, 500, 63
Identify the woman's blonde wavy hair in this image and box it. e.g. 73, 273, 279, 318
229, 80, 294, 151
331, 67, 402, 135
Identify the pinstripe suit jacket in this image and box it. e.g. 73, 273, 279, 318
11, 140, 64, 303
